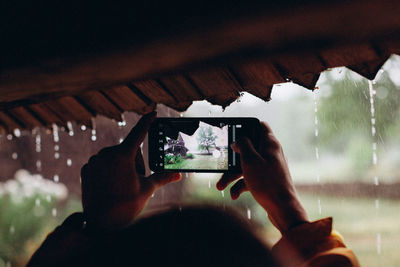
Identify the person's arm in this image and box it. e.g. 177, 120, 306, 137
216, 122, 360, 266
28, 112, 181, 265
27, 213, 90, 267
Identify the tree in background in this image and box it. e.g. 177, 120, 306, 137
317, 62, 400, 174
197, 126, 217, 154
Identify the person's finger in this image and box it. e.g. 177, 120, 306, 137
216, 172, 242, 190
135, 151, 145, 176
231, 138, 262, 163
260, 121, 274, 135
230, 179, 248, 200
88, 155, 97, 166
259, 122, 281, 154
145, 172, 182, 191
120, 111, 157, 156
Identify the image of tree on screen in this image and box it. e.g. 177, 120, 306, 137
164, 122, 228, 170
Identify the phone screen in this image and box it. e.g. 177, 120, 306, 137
148, 117, 259, 172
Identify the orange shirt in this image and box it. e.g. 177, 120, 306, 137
272, 217, 360, 267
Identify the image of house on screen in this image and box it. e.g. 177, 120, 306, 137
164, 121, 228, 170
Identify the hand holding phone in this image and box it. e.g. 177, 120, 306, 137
216, 122, 309, 234
81, 112, 181, 231
148, 117, 260, 173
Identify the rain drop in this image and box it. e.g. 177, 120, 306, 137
54, 152, 60, 159
247, 209, 251, 220
52, 124, 59, 143
374, 176, 379, 186
81, 125, 87, 131
67, 158, 72, 166
9, 225, 15, 234
46, 195, 52, 202
13, 128, 21, 137
35, 134, 41, 153
52, 208, 57, 217
54, 144, 59, 151
372, 152, 378, 165
221, 190, 225, 197
377, 233, 381, 254
119, 138, 123, 144
53, 174, 59, 183
91, 129, 97, 142
67, 121, 74, 136
118, 120, 127, 127
208, 180, 211, 189
35, 198, 41, 206
11, 152, 18, 160
372, 142, 377, 151
7, 134, 13, 140
118, 114, 127, 127
36, 160, 42, 171
313, 91, 323, 215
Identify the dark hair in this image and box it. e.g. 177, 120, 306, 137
91, 205, 277, 267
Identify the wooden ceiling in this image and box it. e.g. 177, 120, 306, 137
0, 0, 399, 132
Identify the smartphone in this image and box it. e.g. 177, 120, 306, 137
148, 117, 260, 173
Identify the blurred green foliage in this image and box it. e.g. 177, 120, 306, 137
0, 194, 55, 266
318, 68, 400, 148
164, 154, 184, 166
316, 66, 400, 176
0, 181, 81, 267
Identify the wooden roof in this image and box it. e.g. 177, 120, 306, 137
0, 0, 399, 132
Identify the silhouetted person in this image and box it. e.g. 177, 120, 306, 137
28, 112, 360, 267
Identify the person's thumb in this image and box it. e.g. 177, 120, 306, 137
231, 138, 261, 163
146, 172, 182, 190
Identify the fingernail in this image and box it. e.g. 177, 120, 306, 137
173, 173, 181, 180
216, 182, 223, 190
230, 142, 237, 150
